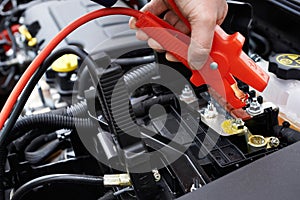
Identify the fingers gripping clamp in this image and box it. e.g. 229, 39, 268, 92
135, 11, 269, 108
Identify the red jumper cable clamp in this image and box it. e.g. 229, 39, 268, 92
135, 0, 269, 108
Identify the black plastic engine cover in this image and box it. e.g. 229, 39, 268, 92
23, 0, 146, 58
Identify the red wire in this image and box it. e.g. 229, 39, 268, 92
167, 0, 191, 30
0, 7, 143, 129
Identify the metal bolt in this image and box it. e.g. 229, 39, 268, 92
190, 178, 202, 192
247, 99, 262, 115
250, 54, 261, 62
269, 137, 280, 148
152, 169, 161, 182
70, 73, 78, 82
232, 118, 245, 130
181, 85, 193, 98
180, 85, 197, 104
203, 102, 218, 119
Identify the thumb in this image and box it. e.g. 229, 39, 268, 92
188, 17, 215, 70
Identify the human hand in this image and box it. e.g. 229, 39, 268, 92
129, 0, 228, 70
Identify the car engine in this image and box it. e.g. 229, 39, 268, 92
0, 0, 300, 200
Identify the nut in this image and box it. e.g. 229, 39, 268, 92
247, 99, 262, 115
152, 169, 161, 182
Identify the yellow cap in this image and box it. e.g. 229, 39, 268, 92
28, 38, 38, 47
51, 54, 78, 73
18, 25, 38, 47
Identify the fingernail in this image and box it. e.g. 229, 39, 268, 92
166, 52, 179, 62
129, 17, 137, 29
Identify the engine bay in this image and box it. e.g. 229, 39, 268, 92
0, 0, 300, 200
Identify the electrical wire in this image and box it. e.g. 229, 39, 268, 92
98, 187, 134, 200
0, 7, 143, 130
114, 55, 155, 66
22, 130, 71, 165
11, 174, 104, 200
10, 129, 45, 152
24, 133, 59, 164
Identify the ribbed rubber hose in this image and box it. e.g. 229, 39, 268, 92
123, 62, 159, 91
66, 101, 88, 117
11, 174, 104, 200
51, 101, 88, 118
9, 114, 96, 145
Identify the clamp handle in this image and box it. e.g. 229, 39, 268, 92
135, 10, 269, 108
